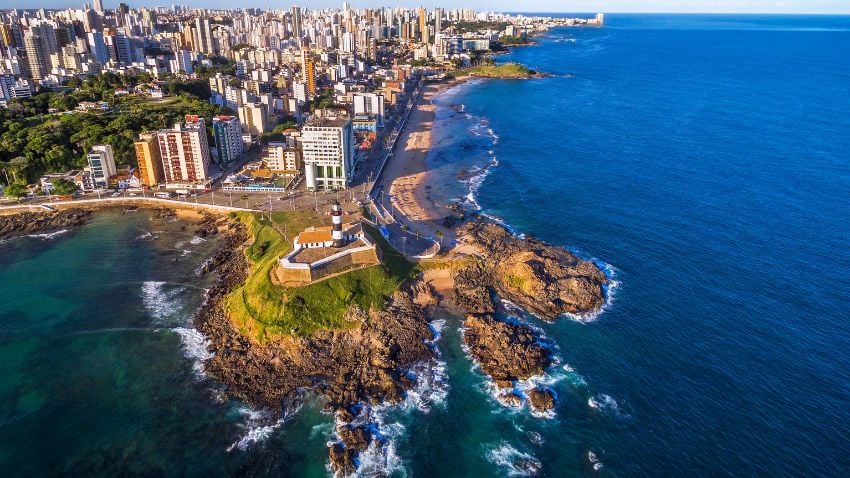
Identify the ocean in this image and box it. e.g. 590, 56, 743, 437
2, 14, 850, 477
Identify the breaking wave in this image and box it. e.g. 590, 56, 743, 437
141, 281, 188, 324
227, 406, 297, 452
485, 441, 542, 476
26, 229, 68, 240
172, 327, 213, 376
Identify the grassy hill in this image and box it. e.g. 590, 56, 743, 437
224, 211, 416, 342
466, 62, 537, 78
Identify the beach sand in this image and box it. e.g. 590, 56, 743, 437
380, 77, 474, 254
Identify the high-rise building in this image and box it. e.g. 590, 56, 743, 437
194, 17, 214, 55
301, 50, 315, 97
93, 0, 104, 14
134, 133, 163, 187
212, 115, 243, 167
291, 6, 303, 40
156, 115, 212, 187
87, 145, 117, 189
23, 33, 49, 82
263, 142, 300, 172
353, 92, 385, 126
302, 113, 355, 190
238, 103, 268, 136
86, 31, 108, 64
418, 7, 428, 44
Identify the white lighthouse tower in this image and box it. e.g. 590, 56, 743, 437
331, 200, 345, 247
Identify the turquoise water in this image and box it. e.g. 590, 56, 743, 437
3, 14, 850, 477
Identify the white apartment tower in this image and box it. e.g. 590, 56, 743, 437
87, 144, 117, 189
353, 93, 385, 126
302, 114, 355, 190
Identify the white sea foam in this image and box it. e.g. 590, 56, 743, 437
136, 231, 154, 240
562, 364, 588, 388
588, 393, 622, 417
227, 406, 295, 452
485, 442, 542, 477
190, 236, 206, 245
587, 450, 604, 471
141, 281, 187, 323
172, 327, 214, 376
27, 229, 68, 240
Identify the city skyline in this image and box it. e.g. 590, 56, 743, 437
2, 1, 850, 14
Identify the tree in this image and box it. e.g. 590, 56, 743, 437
51, 178, 79, 196
3, 182, 28, 201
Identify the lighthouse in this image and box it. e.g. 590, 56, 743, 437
331, 200, 345, 247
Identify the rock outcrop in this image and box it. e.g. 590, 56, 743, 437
460, 222, 608, 321
528, 388, 556, 414
0, 208, 92, 240
450, 222, 608, 407
463, 314, 553, 387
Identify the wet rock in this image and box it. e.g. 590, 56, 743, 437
0, 208, 92, 240
328, 442, 357, 476
528, 388, 556, 413
499, 392, 524, 407
515, 457, 542, 475
462, 314, 553, 383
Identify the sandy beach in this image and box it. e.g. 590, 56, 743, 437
379, 77, 471, 252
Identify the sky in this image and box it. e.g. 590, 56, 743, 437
3, 0, 850, 14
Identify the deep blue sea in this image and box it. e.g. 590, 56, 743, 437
2, 14, 850, 477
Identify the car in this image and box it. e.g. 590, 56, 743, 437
111, 192, 121, 197
129, 193, 137, 197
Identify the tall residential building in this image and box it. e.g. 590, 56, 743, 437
87, 145, 117, 189
301, 50, 315, 97
93, 0, 104, 14
87, 31, 108, 64
418, 7, 428, 44
302, 113, 355, 190
291, 6, 302, 40
156, 115, 212, 187
23, 31, 50, 81
263, 142, 301, 172
212, 115, 243, 167
134, 132, 163, 187
353, 93, 385, 126
194, 17, 214, 55
238, 103, 268, 136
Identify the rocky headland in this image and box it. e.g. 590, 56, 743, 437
194, 217, 439, 476
451, 221, 609, 413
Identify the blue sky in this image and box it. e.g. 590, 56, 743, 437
5, 1, 850, 14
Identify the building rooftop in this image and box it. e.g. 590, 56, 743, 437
305, 116, 351, 128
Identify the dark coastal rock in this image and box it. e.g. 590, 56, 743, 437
0, 208, 92, 240
460, 222, 608, 321
515, 457, 543, 475
499, 391, 524, 407
328, 442, 357, 476
194, 213, 220, 237
462, 314, 553, 385
151, 207, 176, 221
528, 388, 556, 414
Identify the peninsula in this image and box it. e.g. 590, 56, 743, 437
0, 4, 609, 475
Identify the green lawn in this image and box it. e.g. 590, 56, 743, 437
224, 213, 416, 343
465, 63, 535, 78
